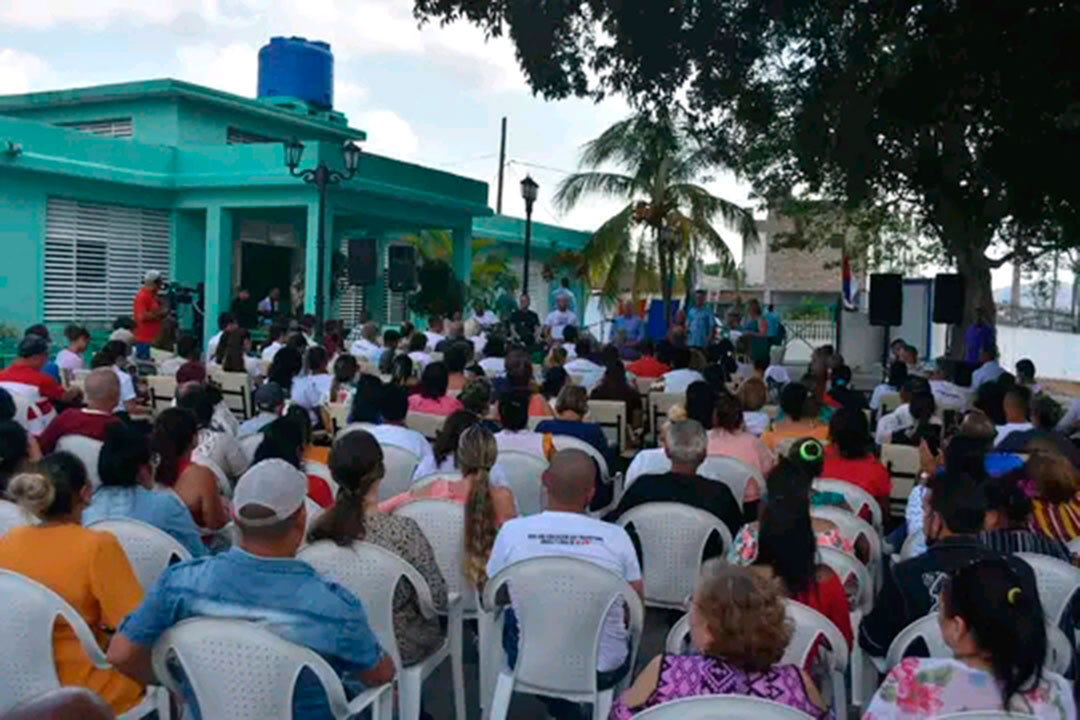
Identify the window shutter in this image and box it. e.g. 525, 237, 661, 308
44, 198, 170, 323
57, 118, 133, 138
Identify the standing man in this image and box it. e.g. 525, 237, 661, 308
257, 287, 281, 322
686, 289, 716, 348
543, 294, 578, 342
510, 293, 541, 349
963, 305, 996, 364
551, 277, 577, 315
132, 270, 167, 360
230, 289, 258, 329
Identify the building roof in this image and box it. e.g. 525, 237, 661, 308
472, 214, 591, 251
0, 78, 365, 142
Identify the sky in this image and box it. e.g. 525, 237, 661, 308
0, 0, 754, 256
0, 0, 1036, 291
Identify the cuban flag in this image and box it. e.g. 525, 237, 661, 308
842, 255, 858, 311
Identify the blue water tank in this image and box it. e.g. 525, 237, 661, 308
257, 36, 334, 109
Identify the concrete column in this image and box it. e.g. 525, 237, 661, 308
204, 206, 233, 349
452, 225, 472, 286
304, 200, 320, 317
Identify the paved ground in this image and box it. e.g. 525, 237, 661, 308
421, 608, 676, 720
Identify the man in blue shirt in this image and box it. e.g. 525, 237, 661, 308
107, 459, 395, 719
686, 289, 716, 347
611, 299, 645, 354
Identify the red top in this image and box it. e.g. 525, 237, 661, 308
0, 363, 64, 400
821, 446, 892, 502
133, 286, 163, 343
792, 569, 854, 651
626, 355, 671, 378
307, 475, 333, 508
37, 409, 120, 452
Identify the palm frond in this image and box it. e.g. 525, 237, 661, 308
581, 203, 636, 288
631, 246, 660, 298
553, 172, 638, 213
668, 183, 759, 249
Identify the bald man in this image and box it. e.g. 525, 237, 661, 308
37, 368, 122, 453
486, 448, 643, 699
0, 688, 114, 720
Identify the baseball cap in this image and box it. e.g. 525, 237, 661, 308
144, 270, 163, 283
17, 335, 49, 358
253, 381, 285, 411
109, 328, 135, 346
233, 459, 307, 527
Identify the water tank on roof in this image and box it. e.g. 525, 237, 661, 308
257, 36, 333, 109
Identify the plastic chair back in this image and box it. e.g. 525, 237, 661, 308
55, 435, 103, 490
783, 599, 849, 672
377, 443, 421, 501
303, 497, 324, 538
810, 506, 882, 567
1069, 537, 1080, 557
87, 519, 191, 590
878, 392, 902, 416
212, 370, 252, 419
0, 570, 114, 713
1015, 552, 1080, 629
239, 432, 264, 463
817, 546, 873, 614
587, 400, 626, 453
493, 450, 547, 516
631, 695, 817, 719
937, 714, 1038, 720
298, 541, 437, 670
147, 375, 177, 416
412, 471, 463, 490
405, 412, 446, 441
813, 479, 882, 529
698, 456, 763, 512
0, 499, 33, 537
664, 613, 692, 654
393, 499, 477, 613
151, 617, 388, 720
551, 434, 610, 480
482, 556, 644, 696
616, 502, 732, 608
325, 402, 348, 434
648, 392, 683, 443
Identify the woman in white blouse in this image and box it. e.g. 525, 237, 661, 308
290, 346, 332, 426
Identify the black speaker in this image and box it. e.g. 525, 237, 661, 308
347, 237, 377, 286
933, 273, 966, 324
388, 245, 417, 292
869, 273, 903, 327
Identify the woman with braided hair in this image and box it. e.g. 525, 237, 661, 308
308, 428, 448, 665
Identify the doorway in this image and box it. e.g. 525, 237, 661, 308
241, 243, 295, 315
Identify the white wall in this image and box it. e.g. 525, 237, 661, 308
744, 241, 766, 287
996, 325, 1080, 381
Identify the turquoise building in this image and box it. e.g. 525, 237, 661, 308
0, 59, 589, 347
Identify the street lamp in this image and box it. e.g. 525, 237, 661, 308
284, 138, 363, 338
520, 175, 538, 295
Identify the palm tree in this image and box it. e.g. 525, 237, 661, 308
555, 109, 758, 326
405, 229, 518, 306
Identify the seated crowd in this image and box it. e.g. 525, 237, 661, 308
0, 310, 1079, 720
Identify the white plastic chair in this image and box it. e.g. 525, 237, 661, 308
882, 443, 921, 513
411, 471, 463, 490
0, 499, 33, 536
481, 556, 645, 720
87, 519, 192, 591
878, 392, 902, 416
0, 569, 169, 718
1068, 537, 1080, 557
664, 600, 850, 719
810, 506, 883, 590
1015, 552, 1080, 631
147, 375, 177, 416
632, 695, 817, 719
937, 714, 1038, 720
298, 541, 464, 720
325, 402, 348, 434
303, 496, 324, 538
550, 434, 623, 514
813, 479, 883, 530
377, 443, 422, 501
493, 450, 547, 516
615, 502, 733, 608
151, 616, 392, 720
698, 456, 764, 512
213, 370, 252, 419
55, 435, 104, 490
405, 412, 446, 441
817, 545, 873, 617
588, 399, 627, 454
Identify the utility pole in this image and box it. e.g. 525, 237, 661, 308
496, 116, 507, 214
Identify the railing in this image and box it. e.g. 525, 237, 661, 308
997, 305, 1077, 333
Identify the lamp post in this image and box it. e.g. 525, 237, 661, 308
283, 137, 362, 338
520, 175, 538, 296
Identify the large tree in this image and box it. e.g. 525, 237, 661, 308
554, 110, 757, 325
415, 1, 1080, 340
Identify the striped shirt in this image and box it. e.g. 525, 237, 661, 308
1030, 494, 1080, 545
978, 528, 1072, 564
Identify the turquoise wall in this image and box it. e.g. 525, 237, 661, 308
176, 98, 351, 146
0, 98, 181, 145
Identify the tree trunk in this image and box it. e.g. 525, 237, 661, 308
949, 243, 996, 358
657, 227, 673, 328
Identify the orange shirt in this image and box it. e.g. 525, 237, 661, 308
0, 524, 145, 713
760, 421, 830, 452
132, 286, 163, 343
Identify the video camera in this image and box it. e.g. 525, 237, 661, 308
164, 281, 201, 306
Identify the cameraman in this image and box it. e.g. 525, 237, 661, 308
132, 270, 168, 359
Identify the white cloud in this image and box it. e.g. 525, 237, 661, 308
354, 109, 419, 160
0, 49, 51, 95
175, 41, 260, 98
0, 0, 211, 29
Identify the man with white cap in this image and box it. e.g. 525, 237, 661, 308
107, 459, 395, 716
132, 270, 167, 360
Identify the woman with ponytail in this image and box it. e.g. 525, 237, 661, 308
866, 558, 1075, 719
0, 453, 146, 714
380, 422, 516, 585
308, 429, 447, 665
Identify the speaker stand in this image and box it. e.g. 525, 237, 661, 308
881, 326, 891, 383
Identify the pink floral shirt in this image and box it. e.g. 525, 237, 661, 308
406, 393, 463, 416
728, 522, 854, 566
865, 657, 1075, 720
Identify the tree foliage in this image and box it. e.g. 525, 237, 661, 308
414, 0, 1080, 335
553, 109, 757, 324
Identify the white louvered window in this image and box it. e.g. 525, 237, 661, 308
44, 198, 170, 323
57, 118, 133, 138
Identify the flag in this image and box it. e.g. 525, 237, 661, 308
842, 255, 858, 311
